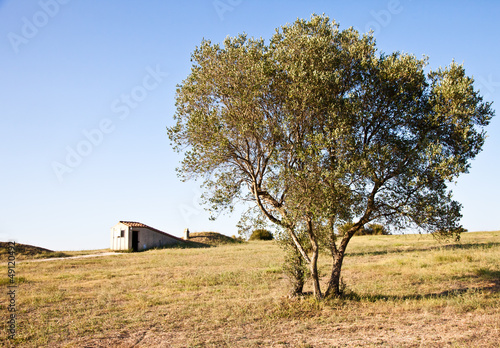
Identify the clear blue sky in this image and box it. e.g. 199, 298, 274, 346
1, 0, 498, 251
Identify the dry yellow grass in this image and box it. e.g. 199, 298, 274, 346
0, 242, 113, 262
1, 231, 499, 347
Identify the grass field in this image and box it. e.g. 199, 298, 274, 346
1, 231, 499, 347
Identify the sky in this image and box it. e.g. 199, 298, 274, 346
1, 0, 499, 251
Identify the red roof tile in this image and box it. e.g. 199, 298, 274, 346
119, 221, 185, 242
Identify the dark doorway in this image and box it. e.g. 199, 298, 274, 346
132, 230, 139, 252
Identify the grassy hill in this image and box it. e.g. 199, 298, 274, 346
0, 242, 65, 261
1, 231, 499, 347
0, 242, 114, 262
187, 231, 243, 246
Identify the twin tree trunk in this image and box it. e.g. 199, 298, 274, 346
304, 248, 346, 299
290, 226, 354, 300
252, 181, 358, 300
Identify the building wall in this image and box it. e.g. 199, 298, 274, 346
110, 222, 130, 250
133, 227, 181, 251
110, 223, 181, 251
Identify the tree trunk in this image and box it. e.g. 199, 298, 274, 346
306, 218, 323, 300
309, 247, 323, 300
325, 252, 345, 297
324, 224, 363, 297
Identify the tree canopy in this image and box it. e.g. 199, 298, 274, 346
168, 15, 494, 299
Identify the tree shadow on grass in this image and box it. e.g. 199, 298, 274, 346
340, 268, 500, 303
346, 242, 500, 258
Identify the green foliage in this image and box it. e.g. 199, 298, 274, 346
278, 232, 311, 296
338, 222, 390, 236
282, 245, 310, 296
249, 229, 274, 241
338, 222, 355, 236
231, 235, 246, 242
433, 227, 468, 242
362, 224, 391, 236
167, 14, 494, 299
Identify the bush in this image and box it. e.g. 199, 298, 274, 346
338, 222, 390, 236
364, 223, 390, 235
338, 222, 355, 236
249, 229, 274, 240
277, 232, 311, 297
231, 235, 246, 242
282, 245, 309, 297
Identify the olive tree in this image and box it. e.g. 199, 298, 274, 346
168, 15, 494, 299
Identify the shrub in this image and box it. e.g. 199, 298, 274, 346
249, 229, 274, 240
364, 223, 390, 235
338, 222, 390, 236
338, 222, 355, 236
282, 245, 309, 297
278, 233, 311, 297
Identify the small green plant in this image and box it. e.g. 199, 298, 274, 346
249, 229, 274, 240
231, 235, 246, 242
277, 231, 312, 297
282, 245, 310, 297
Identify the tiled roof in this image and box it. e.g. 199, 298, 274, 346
118, 221, 185, 242
120, 221, 149, 228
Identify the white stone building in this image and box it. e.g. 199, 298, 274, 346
110, 221, 185, 251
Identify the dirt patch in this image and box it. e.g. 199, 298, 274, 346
17, 252, 123, 263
